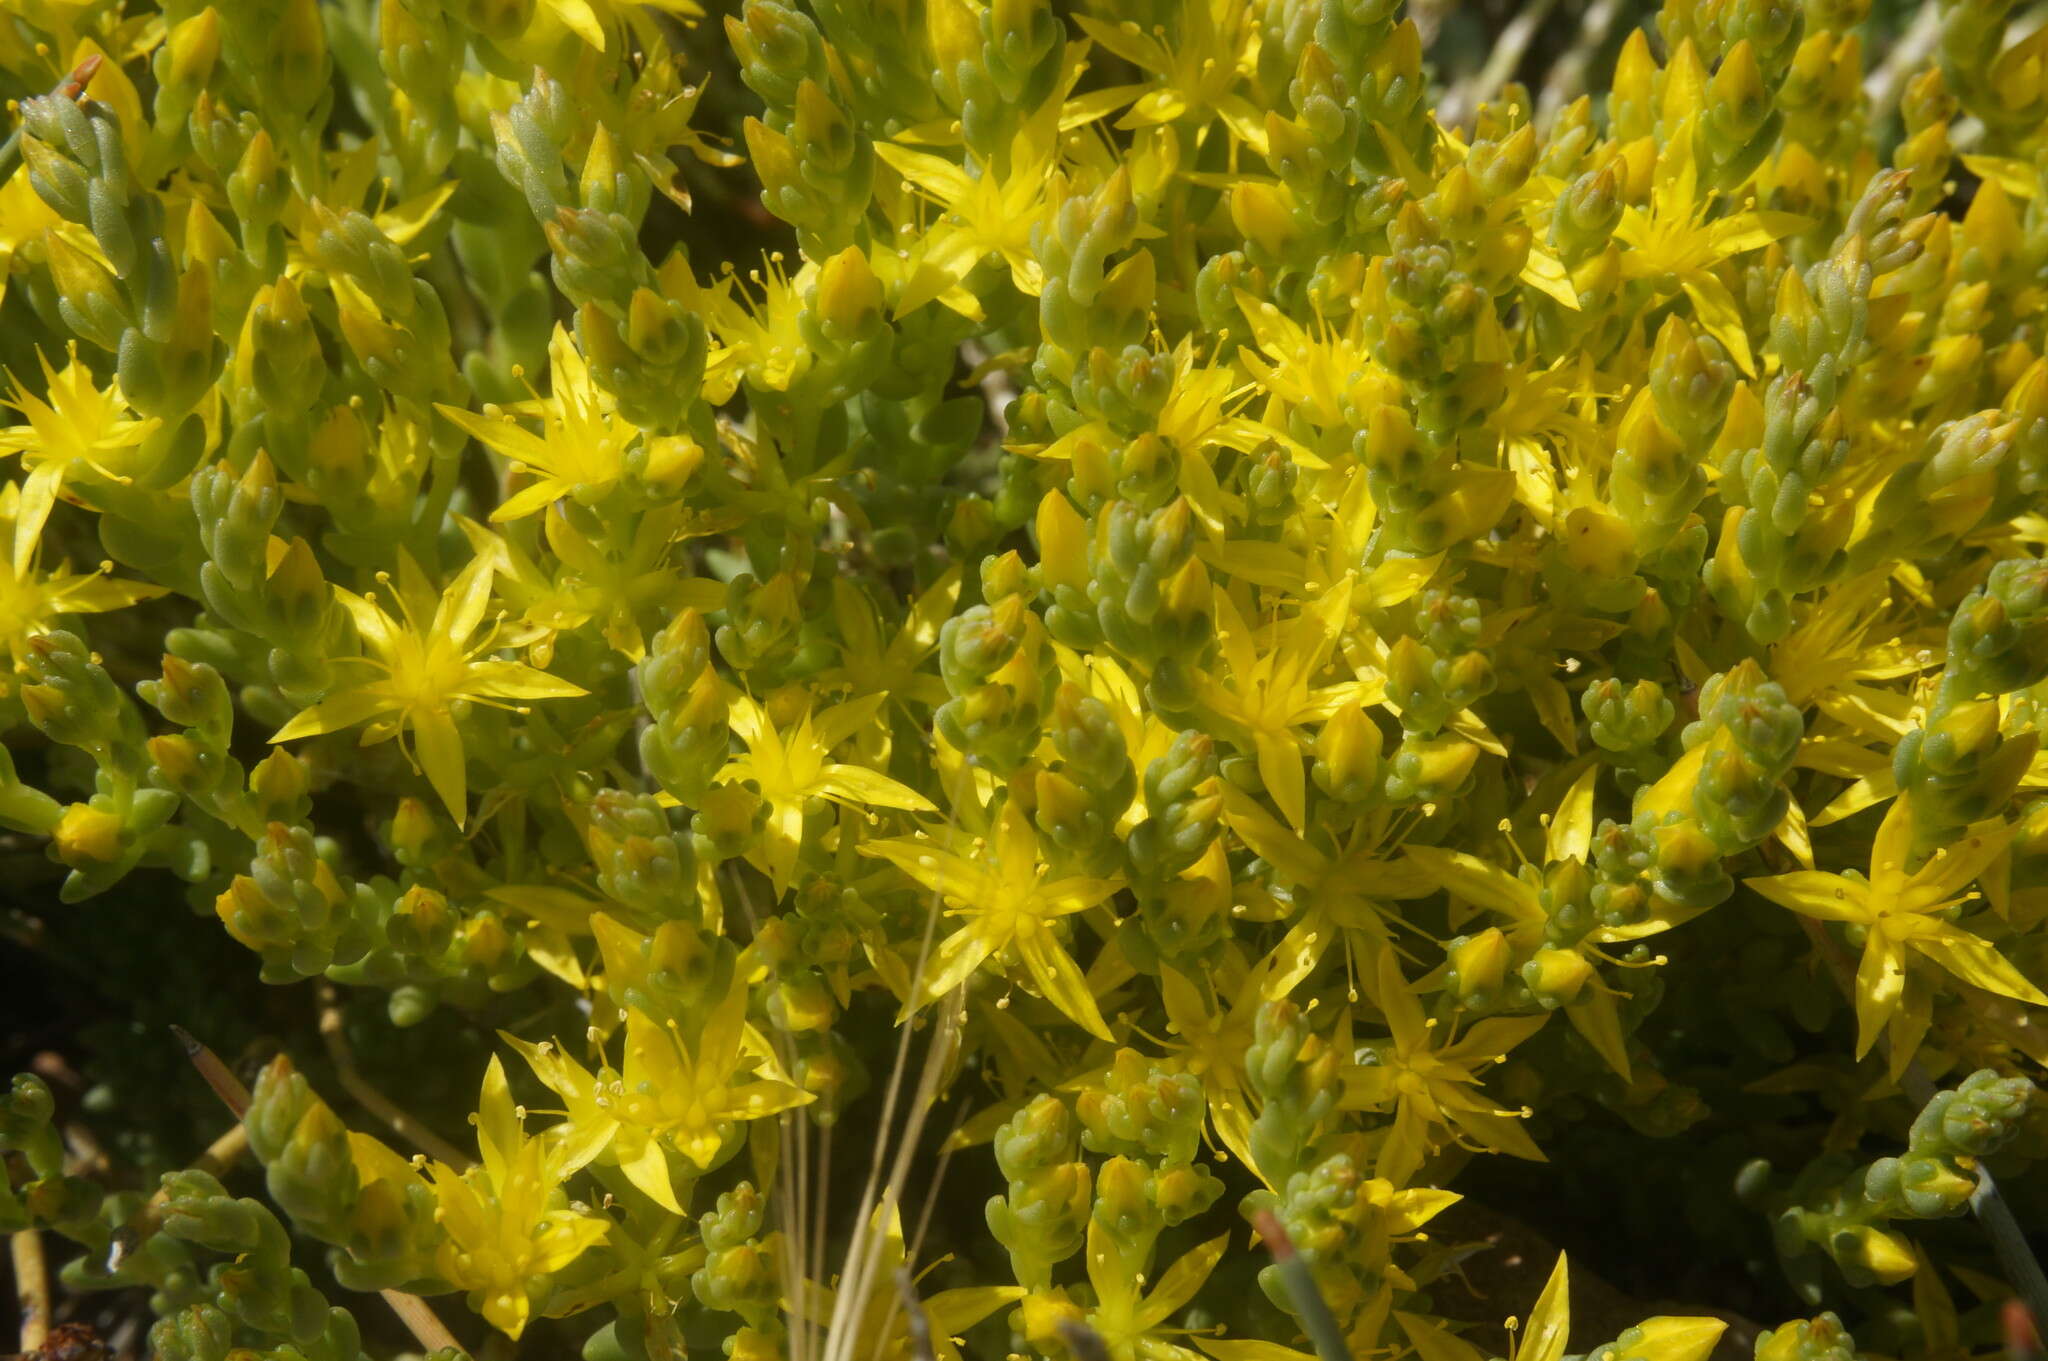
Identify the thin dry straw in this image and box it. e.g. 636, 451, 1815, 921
1534, 0, 1622, 123
866, 971, 963, 1356
732, 849, 952, 1361
1864, 2, 1942, 124
1436, 0, 1561, 131
170, 1023, 251, 1116
12, 1223, 49, 1354
811, 1119, 834, 1360
814, 782, 956, 1361
905, 1111, 964, 1271
723, 863, 818, 1361
832, 989, 957, 1361
854, 724, 986, 1360
793, 1079, 813, 1361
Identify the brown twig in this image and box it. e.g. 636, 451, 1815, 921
11, 1227, 50, 1353
174, 1025, 468, 1357
170, 1024, 250, 1117
316, 983, 471, 1169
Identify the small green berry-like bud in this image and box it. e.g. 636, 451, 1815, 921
1827, 1223, 1917, 1286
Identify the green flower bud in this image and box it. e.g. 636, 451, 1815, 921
987, 1095, 1091, 1289
21, 631, 147, 770
1944, 558, 2048, 700
1129, 731, 1222, 888
151, 1304, 237, 1361
1522, 947, 1592, 1008
1826, 1223, 1916, 1286
1754, 1315, 1858, 1361
1585, 678, 1675, 757
588, 788, 697, 918
153, 9, 222, 122
245, 1058, 361, 1246
44, 226, 130, 351
1447, 927, 1511, 1004
1383, 733, 1479, 805
1076, 1049, 1207, 1165
226, 130, 288, 234
1313, 705, 1383, 804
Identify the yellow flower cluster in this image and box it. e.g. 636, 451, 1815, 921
3, 0, 2048, 1359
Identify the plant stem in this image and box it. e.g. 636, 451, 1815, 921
11, 1227, 50, 1353
317, 983, 471, 1169
380, 1285, 465, 1355
1972, 1171, 2048, 1343
171, 1023, 250, 1116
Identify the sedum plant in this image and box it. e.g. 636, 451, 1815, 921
5, 1, 2048, 1361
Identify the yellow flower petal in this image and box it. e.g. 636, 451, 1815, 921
1564, 987, 1631, 1080
919, 922, 999, 1002
1680, 273, 1754, 377
1013, 922, 1112, 1041
1522, 1253, 1572, 1361
411, 705, 468, 825
1404, 845, 1544, 921
817, 762, 936, 812
476, 1055, 521, 1173
1854, 932, 1907, 1060
1911, 925, 2048, 1006
541, 0, 605, 48
1902, 816, 2016, 911
616, 1129, 684, 1212
1137, 1234, 1229, 1330
1627, 1316, 1730, 1361
271, 689, 395, 743
1744, 871, 1869, 923
1396, 1312, 1488, 1361
466, 659, 589, 701
1546, 762, 1598, 864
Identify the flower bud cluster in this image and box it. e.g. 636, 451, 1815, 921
4, 0, 2048, 1357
